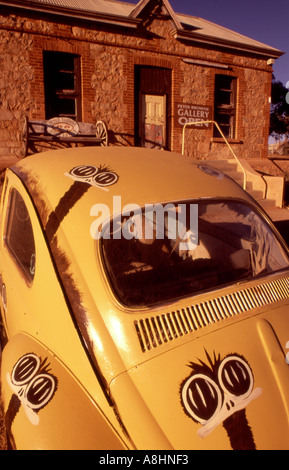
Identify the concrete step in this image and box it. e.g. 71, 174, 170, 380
259, 199, 277, 209
247, 189, 265, 201
225, 170, 244, 182
208, 159, 245, 186
208, 159, 238, 172
208, 158, 284, 209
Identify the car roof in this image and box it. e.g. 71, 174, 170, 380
11, 147, 251, 213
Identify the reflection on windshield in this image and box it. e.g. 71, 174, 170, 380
101, 201, 289, 307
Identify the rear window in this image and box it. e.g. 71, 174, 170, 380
101, 200, 289, 307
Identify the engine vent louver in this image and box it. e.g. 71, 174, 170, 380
135, 277, 289, 352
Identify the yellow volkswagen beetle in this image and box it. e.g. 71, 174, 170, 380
1, 146, 289, 450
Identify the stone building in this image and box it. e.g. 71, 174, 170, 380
0, 0, 283, 164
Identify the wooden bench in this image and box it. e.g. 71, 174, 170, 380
23, 116, 108, 157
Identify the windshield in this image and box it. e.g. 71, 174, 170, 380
101, 200, 289, 307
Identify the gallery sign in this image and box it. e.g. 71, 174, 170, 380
175, 103, 212, 128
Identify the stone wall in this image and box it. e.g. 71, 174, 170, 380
0, 6, 274, 163
0, 27, 34, 159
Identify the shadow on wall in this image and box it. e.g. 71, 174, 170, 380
24, 131, 136, 157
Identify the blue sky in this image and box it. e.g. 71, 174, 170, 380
126, 0, 289, 86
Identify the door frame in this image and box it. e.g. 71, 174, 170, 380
134, 66, 172, 150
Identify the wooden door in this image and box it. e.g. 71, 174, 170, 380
135, 67, 171, 149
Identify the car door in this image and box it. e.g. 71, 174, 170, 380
0, 174, 37, 341
0, 171, 90, 376
0, 171, 129, 450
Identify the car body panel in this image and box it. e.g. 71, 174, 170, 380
0, 171, 119, 407
1, 146, 289, 449
11, 146, 251, 213
6, 150, 249, 374
111, 303, 289, 450
2, 333, 127, 450
6, 147, 257, 378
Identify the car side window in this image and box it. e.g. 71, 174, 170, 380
5, 188, 36, 283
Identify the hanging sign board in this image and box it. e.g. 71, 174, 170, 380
175, 103, 212, 128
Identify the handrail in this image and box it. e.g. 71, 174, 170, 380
181, 120, 247, 190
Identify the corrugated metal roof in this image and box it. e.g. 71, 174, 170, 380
177, 13, 280, 54
3, 0, 283, 56
30, 0, 135, 16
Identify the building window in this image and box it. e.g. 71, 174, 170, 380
214, 75, 237, 139
43, 51, 82, 121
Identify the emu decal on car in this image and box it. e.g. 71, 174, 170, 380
65, 164, 119, 190
180, 352, 262, 450
45, 164, 119, 242
6, 354, 58, 427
